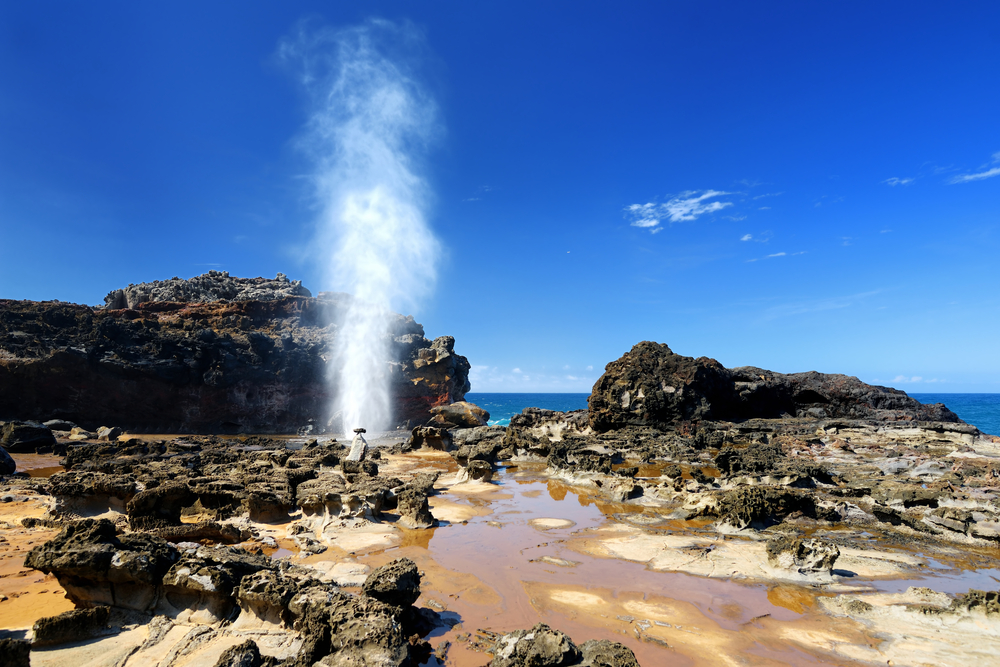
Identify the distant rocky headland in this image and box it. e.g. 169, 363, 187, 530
0, 272, 470, 433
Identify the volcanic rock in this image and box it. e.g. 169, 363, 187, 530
766, 536, 840, 573
490, 623, 581, 667
32, 606, 111, 646
589, 341, 961, 431
0, 638, 30, 667
212, 640, 265, 667
1, 420, 56, 452
0, 272, 472, 432
362, 557, 421, 607
429, 401, 490, 428
407, 426, 453, 451
0, 446, 14, 476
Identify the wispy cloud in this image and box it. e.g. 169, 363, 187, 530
625, 190, 733, 233
751, 192, 784, 200
882, 177, 914, 186
746, 251, 806, 263
949, 151, 1000, 184
740, 234, 753, 242
753, 289, 880, 320
891, 375, 941, 384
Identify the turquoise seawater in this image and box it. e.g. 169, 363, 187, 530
466, 392, 1000, 436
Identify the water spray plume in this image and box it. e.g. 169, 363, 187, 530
283, 20, 440, 434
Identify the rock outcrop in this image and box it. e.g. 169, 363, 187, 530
589, 341, 960, 431
0, 272, 471, 432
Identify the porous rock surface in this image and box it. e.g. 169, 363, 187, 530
589, 341, 960, 431
0, 272, 471, 432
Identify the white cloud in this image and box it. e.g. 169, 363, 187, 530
767, 252, 786, 257
512, 368, 522, 374
758, 206, 771, 210
625, 190, 733, 233
950, 167, 1000, 184
882, 177, 914, 186
752, 192, 784, 200
585, 365, 593, 371
949, 151, 1000, 183
740, 234, 753, 241
891, 375, 939, 384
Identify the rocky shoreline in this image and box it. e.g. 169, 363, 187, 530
2, 284, 1000, 665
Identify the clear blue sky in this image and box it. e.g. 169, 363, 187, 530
2, 2, 998, 392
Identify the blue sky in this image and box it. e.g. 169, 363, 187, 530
2, 2, 998, 392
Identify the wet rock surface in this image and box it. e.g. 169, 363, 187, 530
3, 337, 1000, 666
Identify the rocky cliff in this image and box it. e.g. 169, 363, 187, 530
0, 272, 470, 433
589, 341, 959, 431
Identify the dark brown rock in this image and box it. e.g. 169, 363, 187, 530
0, 276, 471, 432
0, 638, 30, 667
362, 557, 421, 607
579, 639, 641, 667
589, 341, 962, 432
490, 623, 580, 667
1, 421, 56, 452
429, 401, 490, 428
32, 606, 110, 646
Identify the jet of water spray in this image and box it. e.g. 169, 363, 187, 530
282, 20, 441, 433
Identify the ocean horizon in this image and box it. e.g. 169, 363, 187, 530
466, 391, 1000, 436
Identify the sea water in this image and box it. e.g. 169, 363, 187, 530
467, 392, 1000, 436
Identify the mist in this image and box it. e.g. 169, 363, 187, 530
282, 20, 441, 433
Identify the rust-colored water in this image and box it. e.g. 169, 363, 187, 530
350, 464, 863, 667
11, 453, 64, 477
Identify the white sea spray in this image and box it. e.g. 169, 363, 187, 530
281, 20, 440, 433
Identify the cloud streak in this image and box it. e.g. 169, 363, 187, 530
625, 190, 732, 233
949, 151, 1000, 184
882, 177, 914, 186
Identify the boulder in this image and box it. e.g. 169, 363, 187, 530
455, 459, 494, 484
406, 426, 453, 451
1, 421, 56, 452
362, 557, 421, 607
212, 640, 264, 667
766, 536, 840, 573
491, 623, 580, 667
0, 638, 30, 667
97, 426, 124, 442
579, 639, 641, 667
44, 419, 78, 431
429, 401, 491, 428
0, 446, 15, 476
32, 606, 111, 646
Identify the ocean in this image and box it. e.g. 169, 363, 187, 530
466, 392, 1000, 436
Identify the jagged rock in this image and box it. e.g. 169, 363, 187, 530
96, 425, 124, 441
103, 271, 311, 309
589, 341, 962, 431
718, 487, 815, 529
24, 518, 179, 611
0, 277, 471, 432
396, 485, 436, 529
952, 589, 1000, 615
341, 460, 378, 478
126, 481, 197, 529
455, 459, 493, 484
491, 623, 581, 667
766, 536, 840, 573
1, 420, 56, 452
213, 639, 265, 667
0, 638, 30, 667
32, 606, 110, 646
429, 401, 490, 428
362, 557, 421, 607
49, 471, 138, 517
407, 426, 453, 451
150, 521, 249, 544
160, 546, 272, 621
579, 639, 641, 667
